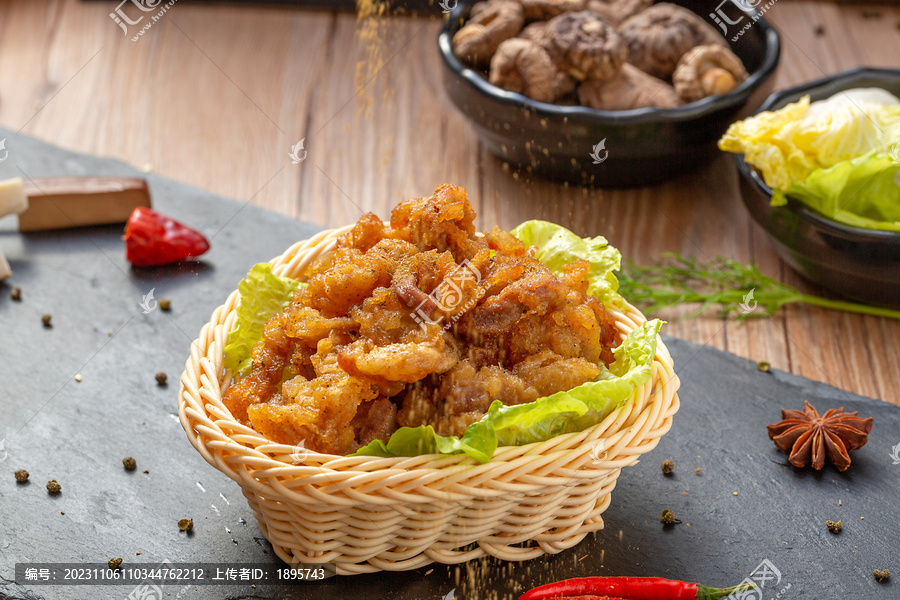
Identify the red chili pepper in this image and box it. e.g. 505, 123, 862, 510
542, 597, 628, 600
520, 577, 755, 600
124, 207, 209, 267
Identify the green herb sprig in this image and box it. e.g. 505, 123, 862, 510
618, 253, 900, 320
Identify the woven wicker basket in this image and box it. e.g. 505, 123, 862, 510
178, 224, 681, 575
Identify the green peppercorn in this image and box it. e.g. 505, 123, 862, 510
660, 509, 676, 525
826, 519, 842, 534
108, 558, 123, 570
155, 372, 168, 386
874, 569, 890, 583
757, 361, 771, 373
123, 457, 137, 471
178, 518, 193, 532
10, 287, 22, 301
14, 469, 29, 483
41, 313, 52, 327
159, 299, 172, 311
661, 459, 674, 475
46, 480, 61, 495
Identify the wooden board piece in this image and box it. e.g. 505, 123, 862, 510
18, 177, 151, 231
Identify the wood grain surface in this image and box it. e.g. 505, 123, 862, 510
1, 0, 898, 404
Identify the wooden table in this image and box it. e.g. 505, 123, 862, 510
2, 0, 898, 404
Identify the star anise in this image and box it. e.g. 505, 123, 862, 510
767, 400, 873, 471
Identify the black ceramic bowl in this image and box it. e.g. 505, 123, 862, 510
737, 68, 900, 309
439, 0, 780, 187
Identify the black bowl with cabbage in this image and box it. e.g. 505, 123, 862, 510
731, 68, 900, 308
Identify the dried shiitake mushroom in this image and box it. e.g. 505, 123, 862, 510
544, 11, 628, 81
519, 20, 552, 45
585, 0, 652, 27
520, 0, 587, 21
618, 3, 727, 80
489, 38, 570, 103
519, 22, 579, 97
578, 63, 679, 110
453, 0, 525, 67
673, 44, 749, 103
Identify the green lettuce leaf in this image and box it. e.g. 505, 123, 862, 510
772, 152, 900, 231
511, 220, 623, 308
223, 263, 299, 378
354, 320, 661, 463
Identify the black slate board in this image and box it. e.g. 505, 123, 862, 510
1, 129, 898, 600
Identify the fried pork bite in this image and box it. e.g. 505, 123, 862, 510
222, 184, 619, 454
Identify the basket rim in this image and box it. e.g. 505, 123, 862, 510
178, 224, 680, 479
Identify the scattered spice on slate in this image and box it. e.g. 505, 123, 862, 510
108, 558, 123, 570
143, 470, 149, 474
159, 298, 172, 311
41, 313, 52, 327
661, 459, 674, 475
757, 361, 770, 372
660, 509, 676, 525
46, 480, 61, 495
826, 519, 842, 534
873, 569, 890, 583
695, 467, 703, 474
123, 457, 137, 471
15, 469, 29, 483
178, 518, 193, 532
10, 286, 21, 301
156, 372, 168, 386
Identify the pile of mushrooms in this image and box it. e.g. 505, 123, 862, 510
452, 0, 749, 110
